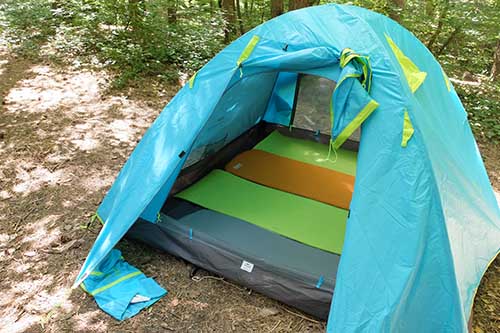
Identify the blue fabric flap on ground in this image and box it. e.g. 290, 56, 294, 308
81, 249, 167, 320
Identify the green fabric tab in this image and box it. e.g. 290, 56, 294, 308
176, 170, 348, 254
254, 131, 357, 176
441, 67, 451, 92
401, 110, 415, 147
188, 71, 198, 89
385, 34, 427, 93
332, 99, 379, 150
236, 35, 260, 67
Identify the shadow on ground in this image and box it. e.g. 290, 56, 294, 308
0, 46, 327, 332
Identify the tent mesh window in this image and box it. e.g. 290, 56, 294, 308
292, 75, 361, 142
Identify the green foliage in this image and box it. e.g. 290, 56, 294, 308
55, 0, 226, 86
457, 83, 500, 141
0, 0, 498, 141
1, 0, 226, 86
0, 0, 57, 58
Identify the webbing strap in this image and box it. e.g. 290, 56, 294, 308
236, 35, 260, 67
401, 110, 414, 147
89, 271, 142, 296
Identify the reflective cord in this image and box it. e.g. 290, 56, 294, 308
326, 140, 338, 163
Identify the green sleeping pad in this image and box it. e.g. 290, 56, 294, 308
176, 170, 348, 254
254, 131, 357, 176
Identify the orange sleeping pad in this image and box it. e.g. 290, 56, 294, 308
225, 150, 355, 210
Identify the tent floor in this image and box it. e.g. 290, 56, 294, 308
127, 128, 358, 319
127, 199, 340, 319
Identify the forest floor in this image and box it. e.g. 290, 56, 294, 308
0, 46, 498, 333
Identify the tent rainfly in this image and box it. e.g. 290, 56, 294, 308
74, 4, 500, 332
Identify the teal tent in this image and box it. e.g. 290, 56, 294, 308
75, 4, 500, 331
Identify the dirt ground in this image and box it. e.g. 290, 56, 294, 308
0, 47, 498, 333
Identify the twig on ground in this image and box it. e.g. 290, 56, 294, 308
280, 306, 320, 324
14, 206, 37, 231
191, 274, 248, 292
269, 320, 281, 332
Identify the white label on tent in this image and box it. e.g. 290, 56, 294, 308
233, 163, 242, 170
240, 260, 254, 273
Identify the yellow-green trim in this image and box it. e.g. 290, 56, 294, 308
189, 71, 198, 89
385, 34, 427, 93
401, 110, 414, 147
89, 271, 104, 276
95, 213, 104, 225
80, 282, 89, 294
339, 48, 372, 91
89, 271, 142, 296
441, 67, 451, 92
90, 212, 105, 225
340, 48, 358, 68
236, 35, 260, 67
332, 99, 379, 150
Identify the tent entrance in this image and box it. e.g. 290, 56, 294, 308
127, 126, 358, 319
127, 73, 361, 319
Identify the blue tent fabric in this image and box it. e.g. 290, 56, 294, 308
81, 249, 167, 320
263, 72, 298, 126
330, 63, 378, 147
75, 4, 500, 332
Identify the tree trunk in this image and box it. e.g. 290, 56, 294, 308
288, 0, 310, 11
491, 39, 500, 81
388, 0, 405, 22
221, 0, 237, 43
435, 26, 460, 56
271, 0, 284, 17
426, 0, 449, 52
249, 0, 254, 18
235, 0, 244, 35
425, 0, 435, 16
128, 0, 144, 31
167, 0, 177, 24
